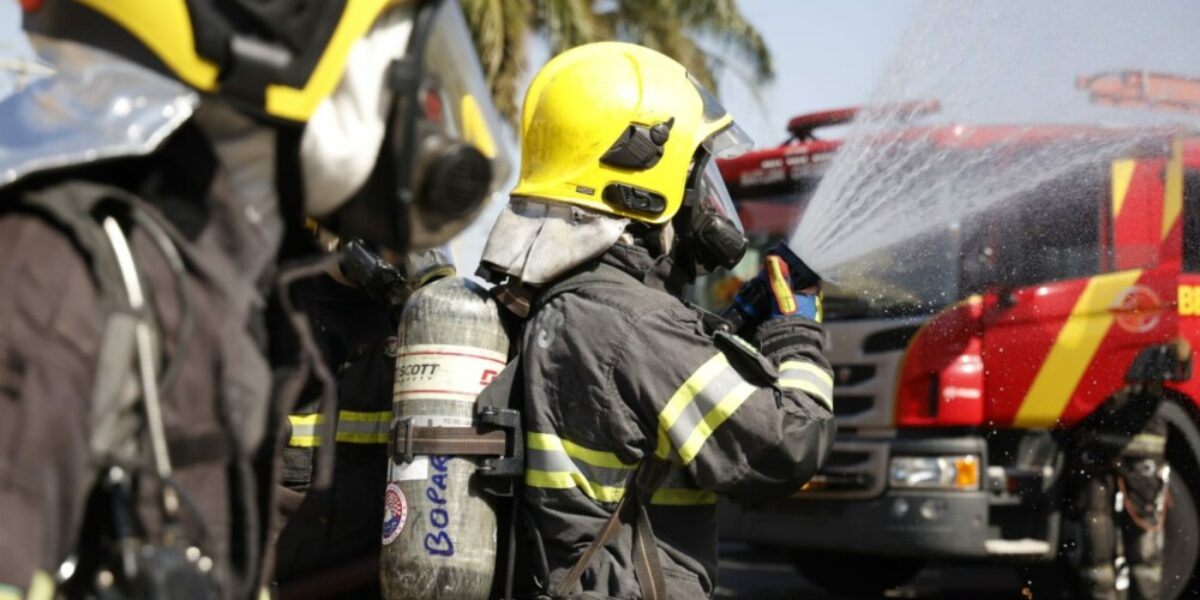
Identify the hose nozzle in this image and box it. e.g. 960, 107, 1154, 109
720, 242, 822, 333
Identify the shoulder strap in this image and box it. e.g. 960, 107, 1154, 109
20, 181, 135, 308
20, 182, 149, 462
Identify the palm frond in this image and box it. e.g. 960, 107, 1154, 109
460, 0, 772, 124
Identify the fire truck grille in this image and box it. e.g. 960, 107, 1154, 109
824, 317, 928, 430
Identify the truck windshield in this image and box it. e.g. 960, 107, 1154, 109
822, 228, 962, 320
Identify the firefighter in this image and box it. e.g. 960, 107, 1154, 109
268, 0, 510, 595
1069, 392, 1169, 600
0, 0, 496, 597
478, 42, 836, 599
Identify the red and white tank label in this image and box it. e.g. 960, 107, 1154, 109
393, 344, 507, 402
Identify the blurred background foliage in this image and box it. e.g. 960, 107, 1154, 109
458, 0, 773, 126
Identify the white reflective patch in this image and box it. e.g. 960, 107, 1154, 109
535, 305, 565, 349
391, 456, 430, 482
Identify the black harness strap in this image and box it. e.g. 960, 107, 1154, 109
552, 455, 672, 600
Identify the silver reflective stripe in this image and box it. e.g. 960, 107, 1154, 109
526, 447, 631, 488
288, 410, 391, 447
654, 352, 763, 465
662, 366, 749, 462
287, 414, 322, 447
526, 432, 635, 503
334, 411, 390, 444
779, 360, 833, 410
525, 432, 714, 505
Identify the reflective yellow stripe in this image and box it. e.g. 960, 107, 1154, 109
26, 571, 52, 600
334, 410, 390, 444
778, 378, 832, 410
338, 410, 390, 423
289, 411, 392, 446
525, 469, 627, 503
288, 413, 324, 447
527, 432, 633, 470
334, 431, 389, 444
656, 354, 730, 458
1014, 270, 1144, 426
650, 488, 717, 505
525, 431, 713, 505
289, 414, 322, 426
677, 382, 756, 465
1111, 158, 1135, 218
780, 360, 833, 388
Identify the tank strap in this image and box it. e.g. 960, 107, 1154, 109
391, 419, 509, 459
386, 339, 526, 476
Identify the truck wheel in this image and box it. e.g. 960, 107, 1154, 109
794, 552, 923, 596
1161, 399, 1200, 599
1163, 471, 1198, 599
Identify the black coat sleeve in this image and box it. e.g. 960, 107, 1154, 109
610, 305, 835, 501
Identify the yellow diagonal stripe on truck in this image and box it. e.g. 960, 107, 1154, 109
1013, 270, 1143, 427
1163, 139, 1184, 240
1111, 159, 1135, 218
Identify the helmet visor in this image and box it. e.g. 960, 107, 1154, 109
702, 122, 754, 159
696, 157, 744, 234
411, 0, 513, 190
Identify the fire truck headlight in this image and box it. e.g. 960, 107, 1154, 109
889, 455, 980, 491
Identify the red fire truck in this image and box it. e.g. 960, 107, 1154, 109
711, 107, 1200, 597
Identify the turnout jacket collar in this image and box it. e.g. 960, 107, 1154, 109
597, 241, 689, 298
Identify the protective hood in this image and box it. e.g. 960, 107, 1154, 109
0, 35, 198, 188
480, 197, 629, 286
301, 5, 413, 218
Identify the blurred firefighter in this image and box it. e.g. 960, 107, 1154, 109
270, 1, 511, 597
1069, 391, 1170, 600
0, 0, 502, 597
477, 42, 836, 599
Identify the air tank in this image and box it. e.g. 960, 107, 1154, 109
381, 276, 509, 599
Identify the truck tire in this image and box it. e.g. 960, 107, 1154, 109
1162, 399, 1200, 599
794, 552, 923, 596
1162, 471, 1198, 599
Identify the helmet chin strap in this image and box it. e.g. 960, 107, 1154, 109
621, 220, 675, 259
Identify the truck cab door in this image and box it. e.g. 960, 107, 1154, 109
978, 148, 1179, 429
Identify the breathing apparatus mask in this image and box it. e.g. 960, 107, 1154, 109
673, 123, 753, 278
304, 0, 510, 255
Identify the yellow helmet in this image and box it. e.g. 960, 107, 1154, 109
23, 0, 407, 122
513, 42, 752, 225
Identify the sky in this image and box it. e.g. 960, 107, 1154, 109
717, 1, 921, 149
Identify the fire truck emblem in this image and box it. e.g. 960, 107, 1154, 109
1110, 285, 1164, 333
